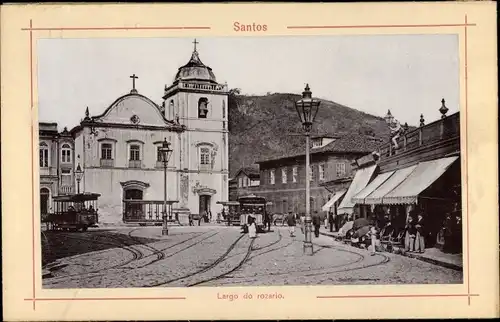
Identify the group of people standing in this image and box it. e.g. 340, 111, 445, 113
283, 211, 324, 238
377, 209, 426, 253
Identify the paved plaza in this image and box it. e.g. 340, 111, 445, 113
42, 225, 463, 288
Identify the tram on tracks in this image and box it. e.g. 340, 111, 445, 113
44, 193, 100, 232
217, 201, 241, 225
238, 194, 272, 232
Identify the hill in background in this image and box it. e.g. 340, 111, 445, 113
227, 90, 393, 177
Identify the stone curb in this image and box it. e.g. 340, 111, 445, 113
319, 231, 463, 272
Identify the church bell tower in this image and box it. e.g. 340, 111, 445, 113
162, 39, 229, 215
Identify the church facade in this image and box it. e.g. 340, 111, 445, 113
65, 42, 229, 224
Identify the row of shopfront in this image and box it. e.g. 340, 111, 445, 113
322, 112, 462, 254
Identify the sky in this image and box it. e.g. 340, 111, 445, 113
38, 35, 459, 130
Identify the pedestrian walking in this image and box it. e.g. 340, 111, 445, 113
404, 213, 417, 252
221, 207, 227, 225
209, 210, 212, 222
328, 211, 334, 232
248, 216, 257, 239
267, 213, 272, 231
369, 225, 378, 256
300, 213, 306, 234
286, 211, 296, 237
414, 212, 425, 253
188, 213, 194, 226
312, 211, 321, 238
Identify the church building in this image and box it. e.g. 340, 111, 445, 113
66, 40, 230, 224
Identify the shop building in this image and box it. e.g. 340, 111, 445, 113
255, 134, 382, 215
342, 106, 461, 252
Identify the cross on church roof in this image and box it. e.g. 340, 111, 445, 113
130, 74, 138, 93
193, 39, 199, 52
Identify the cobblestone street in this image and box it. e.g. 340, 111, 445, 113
42, 225, 463, 288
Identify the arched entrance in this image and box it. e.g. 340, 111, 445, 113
123, 188, 144, 221
192, 185, 217, 222
121, 180, 150, 222
199, 194, 211, 220
40, 188, 50, 215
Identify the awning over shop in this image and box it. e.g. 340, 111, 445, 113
321, 189, 347, 211
351, 170, 395, 205
382, 156, 459, 204
364, 165, 417, 205
337, 164, 377, 215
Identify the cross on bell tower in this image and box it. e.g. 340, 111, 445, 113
130, 74, 138, 94
193, 39, 199, 52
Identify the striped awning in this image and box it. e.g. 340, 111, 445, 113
321, 189, 347, 212
382, 156, 459, 204
364, 165, 417, 205
351, 170, 395, 205
337, 164, 377, 215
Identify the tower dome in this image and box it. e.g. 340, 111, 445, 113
173, 39, 217, 84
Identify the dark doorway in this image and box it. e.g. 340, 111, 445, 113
199, 195, 211, 218
40, 188, 50, 215
124, 189, 144, 221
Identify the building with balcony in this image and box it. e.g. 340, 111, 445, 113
39, 123, 76, 215
40, 41, 230, 225
254, 134, 383, 215
340, 104, 461, 252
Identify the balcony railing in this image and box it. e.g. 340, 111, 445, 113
179, 81, 227, 92
39, 167, 58, 176
122, 200, 178, 223
128, 160, 142, 169
59, 185, 74, 195
377, 112, 460, 159
100, 159, 114, 167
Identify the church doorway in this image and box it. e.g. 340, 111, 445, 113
199, 195, 211, 222
124, 188, 144, 221
40, 188, 50, 215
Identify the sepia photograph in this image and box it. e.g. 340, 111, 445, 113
37, 35, 464, 289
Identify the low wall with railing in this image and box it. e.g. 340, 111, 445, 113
376, 112, 460, 172
122, 200, 180, 223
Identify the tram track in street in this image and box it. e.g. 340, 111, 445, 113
43, 230, 217, 283
146, 233, 249, 287
186, 238, 255, 287
210, 239, 389, 285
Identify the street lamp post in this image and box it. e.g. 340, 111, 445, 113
159, 138, 173, 236
74, 163, 84, 194
294, 84, 321, 256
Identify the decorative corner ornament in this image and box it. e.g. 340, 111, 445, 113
130, 115, 140, 124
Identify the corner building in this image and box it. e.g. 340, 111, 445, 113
70, 44, 229, 224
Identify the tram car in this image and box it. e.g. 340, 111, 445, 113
45, 193, 100, 232
238, 194, 268, 232
216, 201, 241, 225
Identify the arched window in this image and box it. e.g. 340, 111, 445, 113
40, 188, 50, 215
39, 142, 49, 168
169, 100, 175, 120
198, 97, 209, 118
61, 143, 72, 163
